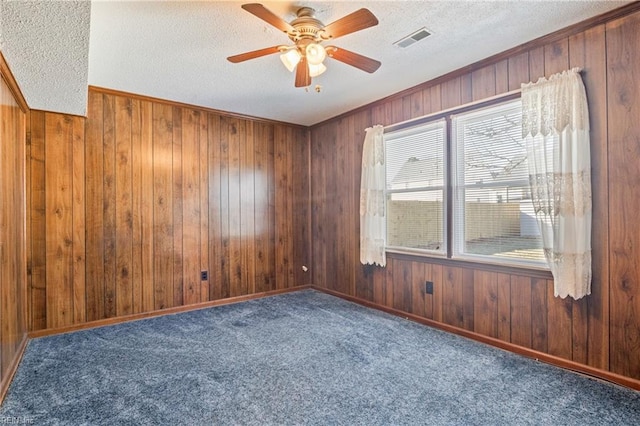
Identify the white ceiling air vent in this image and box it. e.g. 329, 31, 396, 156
394, 27, 432, 49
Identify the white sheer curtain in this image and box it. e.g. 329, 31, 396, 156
521, 68, 592, 299
359, 125, 386, 267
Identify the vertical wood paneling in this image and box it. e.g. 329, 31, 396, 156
152, 103, 174, 310
384, 258, 394, 308
441, 77, 462, 110
130, 99, 143, 314
29, 111, 47, 330
198, 113, 210, 302
461, 74, 473, 104
84, 92, 104, 322
172, 107, 184, 308
115, 97, 133, 316
528, 47, 545, 81
208, 114, 224, 300
392, 259, 412, 312
442, 266, 463, 328
129, 99, 143, 314
103, 96, 117, 317
508, 52, 530, 90
310, 125, 327, 290
44, 114, 74, 328
274, 125, 291, 290
71, 115, 86, 323
431, 264, 443, 323
391, 98, 403, 124
353, 110, 373, 301
139, 100, 154, 313
227, 118, 243, 296
570, 24, 608, 369
423, 84, 442, 115
462, 269, 474, 331
182, 109, 201, 305
29, 88, 310, 330
24, 108, 31, 334
0, 71, 27, 380
218, 117, 232, 298
544, 39, 569, 76
471, 65, 496, 101
474, 271, 498, 338
411, 262, 426, 317
333, 118, 347, 294
510, 276, 532, 348
496, 273, 511, 342
547, 279, 572, 359
495, 60, 509, 94
241, 121, 256, 295
253, 122, 275, 293
530, 278, 548, 353
607, 11, 640, 379
409, 91, 424, 119
372, 267, 385, 305
292, 127, 311, 288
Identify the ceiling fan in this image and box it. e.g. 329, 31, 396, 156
227, 3, 381, 88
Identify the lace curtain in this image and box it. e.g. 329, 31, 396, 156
360, 125, 386, 267
521, 68, 592, 299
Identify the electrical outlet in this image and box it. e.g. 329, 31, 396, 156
201, 270, 208, 281
425, 281, 434, 294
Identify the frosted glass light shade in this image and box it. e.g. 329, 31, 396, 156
305, 43, 326, 65
280, 49, 301, 72
309, 63, 327, 77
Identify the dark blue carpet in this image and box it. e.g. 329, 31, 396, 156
1, 290, 639, 425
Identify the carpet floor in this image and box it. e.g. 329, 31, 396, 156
1, 289, 639, 425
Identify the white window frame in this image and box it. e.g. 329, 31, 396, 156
384, 119, 447, 256
383, 96, 548, 270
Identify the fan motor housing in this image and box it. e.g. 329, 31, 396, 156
289, 7, 324, 42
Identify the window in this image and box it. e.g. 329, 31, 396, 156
385, 120, 446, 254
384, 98, 545, 268
452, 100, 544, 265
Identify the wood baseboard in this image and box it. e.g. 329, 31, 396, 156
0, 335, 29, 404
312, 286, 640, 392
29, 285, 311, 339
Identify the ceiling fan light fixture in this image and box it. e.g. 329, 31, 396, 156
309, 62, 327, 77
280, 49, 301, 72
305, 43, 326, 65
229, 4, 380, 88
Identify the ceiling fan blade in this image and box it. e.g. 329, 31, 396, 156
227, 46, 282, 63
242, 3, 295, 33
322, 8, 378, 40
326, 47, 381, 73
295, 57, 311, 87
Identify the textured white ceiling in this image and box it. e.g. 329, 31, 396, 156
1, 1, 633, 125
0, 0, 91, 115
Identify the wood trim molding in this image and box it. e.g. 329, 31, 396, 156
0, 335, 29, 404
386, 251, 554, 281
313, 286, 640, 392
88, 85, 308, 130
29, 285, 312, 339
29, 108, 87, 120
312, 1, 640, 129
0, 51, 29, 113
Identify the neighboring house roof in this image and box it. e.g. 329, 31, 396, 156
391, 157, 444, 188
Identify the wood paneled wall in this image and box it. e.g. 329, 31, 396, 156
0, 55, 28, 392
310, 9, 640, 381
27, 88, 310, 330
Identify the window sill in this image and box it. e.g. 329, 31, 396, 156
385, 249, 553, 280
